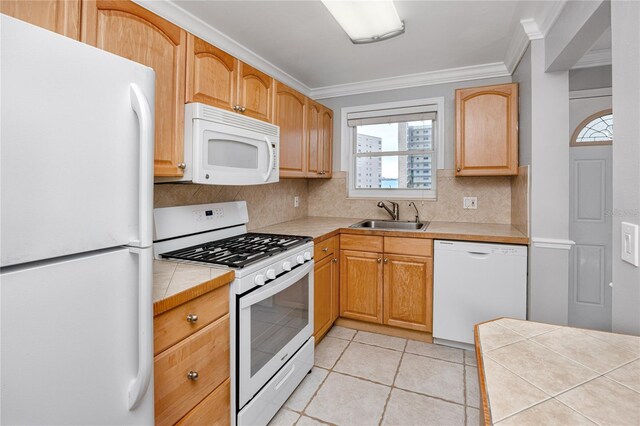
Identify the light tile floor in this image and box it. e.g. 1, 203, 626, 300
269, 326, 479, 426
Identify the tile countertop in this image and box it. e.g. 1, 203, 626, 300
254, 216, 528, 244
475, 318, 640, 425
152, 259, 234, 316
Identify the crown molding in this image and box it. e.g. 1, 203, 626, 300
310, 62, 510, 100
572, 48, 612, 69
503, 1, 568, 74
132, 0, 311, 96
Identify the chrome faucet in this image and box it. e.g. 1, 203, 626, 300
408, 201, 420, 223
377, 200, 399, 221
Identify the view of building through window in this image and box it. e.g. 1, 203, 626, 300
354, 120, 433, 189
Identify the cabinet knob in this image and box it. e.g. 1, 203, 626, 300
240, 106, 246, 112
233, 105, 240, 111
177, 162, 186, 169
187, 371, 199, 381
384, 258, 389, 264
186, 314, 198, 323
332, 258, 337, 263
322, 247, 329, 252
456, 167, 461, 172
377, 258, 382, 263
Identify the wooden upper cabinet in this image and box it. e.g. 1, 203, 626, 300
81, 0, 187, 177
1, 0, 81, 39
238, 62, 274, 122
186, 34, 238, 112
320, 106, 333, 178
306, 99, 322, 176
276, 82, 307, 177
455, 83, 518, 176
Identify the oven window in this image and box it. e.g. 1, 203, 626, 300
208, 139, 258, 169
250, 275, 309, 376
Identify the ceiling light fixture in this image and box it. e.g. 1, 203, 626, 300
321, 0, 405, 44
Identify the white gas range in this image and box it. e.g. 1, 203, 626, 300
154, 201, 314, 426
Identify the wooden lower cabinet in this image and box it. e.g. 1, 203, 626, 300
314, 237, 339, 341
383, 254, 433, 332
176, 379, 230, 426
338, 236, 433, 333
154, 284, 230, 426
340, 250, 383, 323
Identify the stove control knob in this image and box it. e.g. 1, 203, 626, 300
266, 269, 276, 280
254, 274, 266, 286
296, 255, 304, 264
282, 261, 292, 271
303, 251, 312, 261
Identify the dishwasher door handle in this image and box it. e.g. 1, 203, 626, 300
467, 251, 491, 259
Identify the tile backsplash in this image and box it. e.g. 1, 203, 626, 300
155, 169, 528, 230
308, 171, 512, 224
154, 179, 308, 230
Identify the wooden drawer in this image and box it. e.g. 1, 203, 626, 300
340, 234, 383, 253
384, 237, 432, 257
155, 315, 230, 426
154, 285, 228, 355
314, 236, 337, 261
176, 379, 230, 426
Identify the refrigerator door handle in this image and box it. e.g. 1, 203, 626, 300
127, 247, 153, 410
129, 84, 154, 248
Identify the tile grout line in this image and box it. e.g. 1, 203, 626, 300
377, 338, 408, 426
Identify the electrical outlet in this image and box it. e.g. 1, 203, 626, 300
294, 196, 300, 208
463, 197, 477, 209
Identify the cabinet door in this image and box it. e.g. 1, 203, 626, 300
314, 255, 334, 340
238, 62, 274, 123
275, 83, 307, 177
1, 0, 81, 39
186, 34, 238, 112
320, 105, 333, 178
455, 83, 518, 176
340, 250, 383, 324
306, 99, 322, 177
383, 254, 433, 332
81, 0, 187, 177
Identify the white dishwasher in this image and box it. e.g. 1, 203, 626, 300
433, 240, 528, 348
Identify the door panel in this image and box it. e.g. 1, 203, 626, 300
1, 248, 154, 425
320, 106, 333, 177
314, 255, 334, 339
275, 83, 307, 177
340, 250, 383, 323
239, 62, 274, 122
569, 145, 612, 331
1, 0, 81, 39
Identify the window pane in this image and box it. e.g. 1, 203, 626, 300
356, 120, 433, 153
355, 155, 432, 189
575, 113, 613, 143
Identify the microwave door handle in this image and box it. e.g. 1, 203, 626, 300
263, 136, 274, 182
239, 261, 313, 308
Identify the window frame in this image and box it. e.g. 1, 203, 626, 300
340, 97, 445, 199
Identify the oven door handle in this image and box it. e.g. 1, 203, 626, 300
240, 261, 313, 308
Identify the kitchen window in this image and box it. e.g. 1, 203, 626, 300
342, 98, 444, 199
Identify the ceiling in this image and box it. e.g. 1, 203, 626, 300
174, 1, 563, 90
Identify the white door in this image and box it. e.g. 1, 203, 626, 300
0, 16, 155, 267
0, 247, 154, 425
569, 145, 613, 331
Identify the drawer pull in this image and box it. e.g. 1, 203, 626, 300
186, 314, 198, 323
187, 370, 199, 381
322, 247, 329, 252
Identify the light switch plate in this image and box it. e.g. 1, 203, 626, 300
621, 222, 639, 267
463, 197, 477, 209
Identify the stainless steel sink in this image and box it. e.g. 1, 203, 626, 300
350, 219, 429, 232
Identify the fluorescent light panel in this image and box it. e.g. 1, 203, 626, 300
322, 0, 405, 44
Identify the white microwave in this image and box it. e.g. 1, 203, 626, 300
157, 103, 279, 185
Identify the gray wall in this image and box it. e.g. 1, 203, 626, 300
611, 1, 640, 335
569, 65, 612, 91
319, 76, 513, 171
513, 45, 532, 166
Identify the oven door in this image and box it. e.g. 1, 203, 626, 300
238, 261, 314, 409
192, 119, 279, 185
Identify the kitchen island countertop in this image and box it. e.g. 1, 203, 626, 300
475, 318, 640, 425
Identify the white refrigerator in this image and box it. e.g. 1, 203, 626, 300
1, 15, 155, 425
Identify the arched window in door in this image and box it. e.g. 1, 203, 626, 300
571, 109, 613, 146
